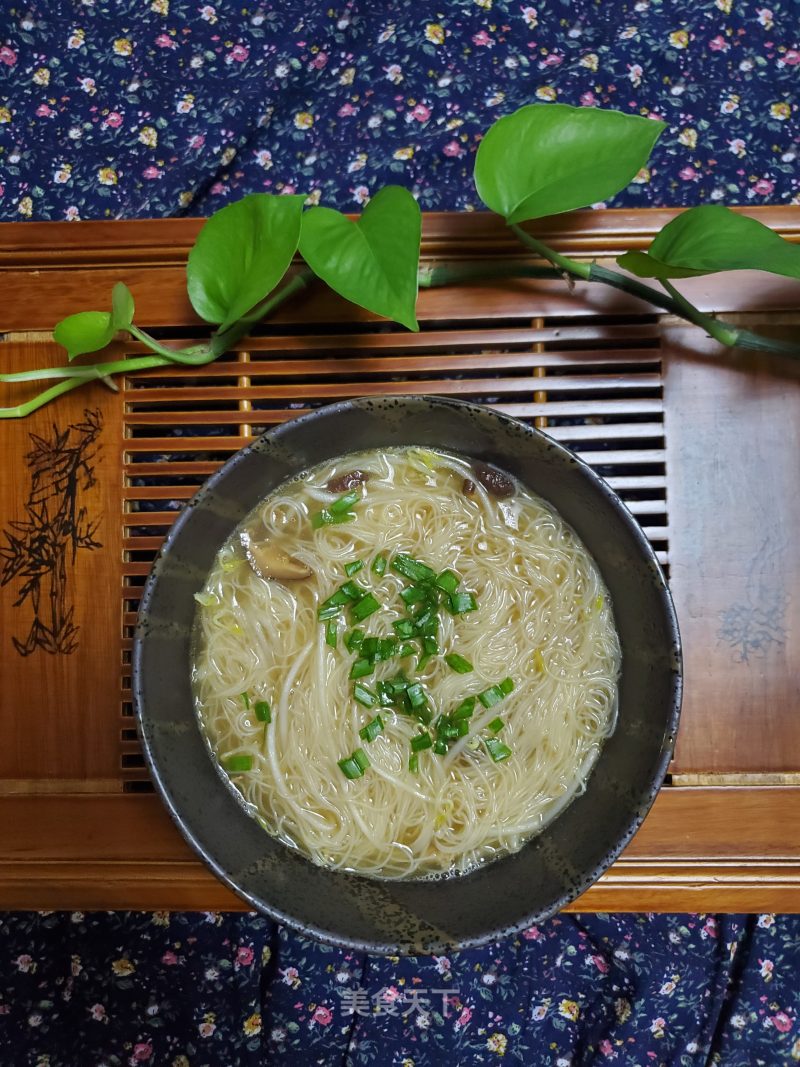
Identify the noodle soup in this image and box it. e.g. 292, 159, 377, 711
192, 447, 621, 880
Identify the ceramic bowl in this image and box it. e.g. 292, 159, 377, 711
133, 395, 681, 953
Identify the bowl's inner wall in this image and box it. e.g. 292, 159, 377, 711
136, 396, 680, 953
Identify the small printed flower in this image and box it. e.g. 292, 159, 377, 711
384, 64, 403, 84
113, 38, 133, 56
178, 190, 194, 207
758, 914, 776, 928
559, 999, 580, 1022
294, 112, 314, 130
281, 966, 301, 988
753, 178, 775, 195
532, 1004, 548, 1021
200, 4, 217, 22
660, 980, 677, 995
78, 77, 96, 94
14, 955, 36, 973
473, 30, 495, 46
482, 972, 497, 986
65, 207, 80, 221
633, 166, 651, 183
679, 166, 698, 180
580, 91, 597, 106
590, 954, 609, 972
715, 0, 731, 10
409, 103, 431, 122
310, 51, 327, 70
220, 146, 236, 166
779, 49, 800, 66
28, 1014, 43, 1028
236, 946, 255, 967
33, 67, 51, 85
522, 926, 543, 941
619, 26, 638, 39
579, 52, 598, 71
339, 102, 358, 117
756, 7, 774, 28
443, 139, 462, 157
456, 1006, 472, 1028
522, 7, 538, 28
475, 0, 492, 8
132, 1042, 152, 1062
770, 102, 791, 121
425, 23, 445, 45
728, 138, 746, 157
535, 86, 557, 101
678, 127, 697, 148
138, 126, 158, 147
111, 956, 134, 974
198, 1022, 216, 1038
352, 185, 370, 205
312, 1005, 332, 1026
487, 1032, 507, 1055
0, 45, 17, 65
176, 94, 194, 114
709, 34, 728, 51
720, 95, 740, 114
54, 163, 72, 184
151, 0, 169, 12
243, 1012, 262, 1035
650, 1016, 666, 1037
71, 955, 83, 976
599, 1040, 616, 1059
103, 111, 122, 128
339, 66, 356, 84
37, 103, 55, 116
731, 1013, 747, 1029
669, 30, 689, 49
155, 33, 177, 48
255, 149, 273, 169
628, 62, 643, 86
772, 1011, 793, 1033
394, 146, 414, 160
89, 1003, 107, 1021
228, 44, 249, 63
760, 958, 774, 980
615, 998, 631, 1024
68, 29, 85, 49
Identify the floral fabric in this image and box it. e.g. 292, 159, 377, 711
1, 912, 799, 1065
0, 0, 798, 221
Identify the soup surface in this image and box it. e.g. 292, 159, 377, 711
192, 447, 620, 879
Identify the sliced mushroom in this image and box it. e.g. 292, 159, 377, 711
472, 462, 515, 499
326, 469, 369, 493
241, 532, 312, 582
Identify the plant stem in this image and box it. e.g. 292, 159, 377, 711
510, 225, 800, 360
418, 262, 561, 288
0, 270, 314, 419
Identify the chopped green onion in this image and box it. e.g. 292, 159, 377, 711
408, 752, 420, 773
406, 683, 427, 709
452, 696, 476, 720
352, 747, 370, 772
392, 554, 437, 584
344, 560, 364, 577
349, 658, 374, 680
448, 591, 478, 615
312, 508, 356, 529
353, 683, 378, 708
351, 593, 381, 621
317, 604, 341, 621
437, 721, 458, 741
392, 619, 415, 639
254, 700, 272, 724
422, 636, 440, 656
223, 754, 253, 773
416, 652, 432, 672
359, 715, 384, 743
376, 636, 398, 662
478, 685, 504, 709
340, 580, 366, 601
411, 732, 433, 752
322, 588, 352, 608
433, 738, 448, 755
455, 719, 470, 737
484, 737, 512, 763
397, 642, 416, 658
345, 628, 365, 653
338, 755, 364, 779
372, 555, 387, 576
325, 621, 338, 648
240, 692, 250, 709
445, 653, 473, 674
487, 717, 504, 733
500, 677, 514, 695
386, 673, 410, 696
435, 570, 460, 595
377, 681, 395, 706
400, 585, 430, 606
330, 490, 360, 515
361, 636, 379, 660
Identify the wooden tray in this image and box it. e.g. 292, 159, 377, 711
1, 209, 799, 913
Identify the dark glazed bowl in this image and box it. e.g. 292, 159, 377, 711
133, 396, 681, 954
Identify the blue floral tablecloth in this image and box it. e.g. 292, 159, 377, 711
2, 2, 800, 1064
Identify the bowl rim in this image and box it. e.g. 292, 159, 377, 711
133, 394, 682, 952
